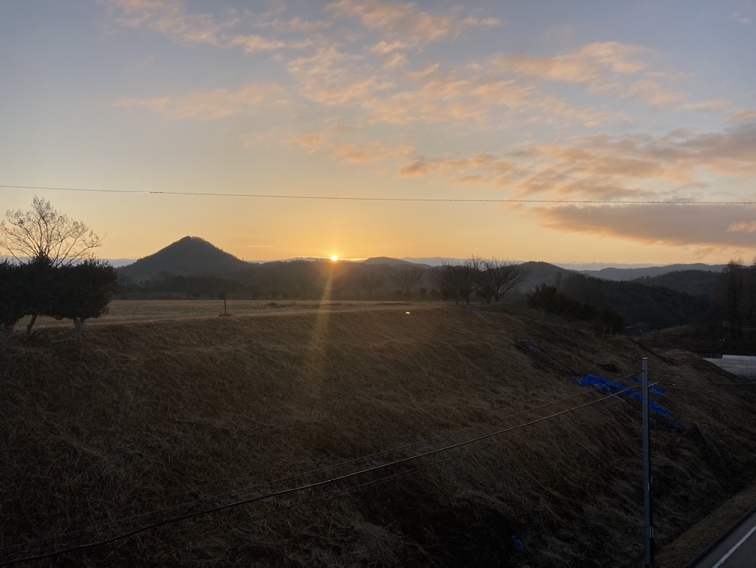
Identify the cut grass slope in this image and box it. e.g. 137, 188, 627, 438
1, 305, 755, 567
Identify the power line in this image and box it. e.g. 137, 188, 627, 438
2, 184, 756, 205
0, 384, 607, 558
658, 380, 756, 388
0, 383, 643, 566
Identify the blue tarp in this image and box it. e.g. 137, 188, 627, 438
629, 375, 665, 397
577, 375, 673, 418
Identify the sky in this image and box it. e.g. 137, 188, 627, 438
1, 0, 756, 266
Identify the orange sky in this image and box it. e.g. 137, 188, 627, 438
2, 1, 756, 265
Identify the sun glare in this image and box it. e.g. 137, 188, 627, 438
330, 255, 339, 261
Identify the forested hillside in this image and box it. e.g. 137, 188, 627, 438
559, 273, 709, 328
632, 270, 720, 297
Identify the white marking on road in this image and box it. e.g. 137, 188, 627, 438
712, 522, 756, 568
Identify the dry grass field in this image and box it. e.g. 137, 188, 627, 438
16, 299, 415, 329
2, 304, 755, 566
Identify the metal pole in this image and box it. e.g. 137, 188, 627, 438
643, 357, 654, 567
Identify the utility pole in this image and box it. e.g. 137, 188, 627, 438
643, 357, 655, 567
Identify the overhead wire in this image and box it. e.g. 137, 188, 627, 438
0, 382, 647, 566
2, 184, 756, 205
0, 380, 614, 556
0, 384, 608, 559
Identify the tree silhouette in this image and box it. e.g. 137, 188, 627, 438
388, 266, 424, 300
1, 196, 101, 267
0, 261, 27, 347
1, 197, 102, 336
355, 268, 384, 300
49, 261, 118, 344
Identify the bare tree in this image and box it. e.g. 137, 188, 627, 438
355, 268, 384, 300
1, 197, 103, 336
388, 265, 424, 300
435, 259, 479, 305
487, 259, 530, 302
1, 196, 102, 267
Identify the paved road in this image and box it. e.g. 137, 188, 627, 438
692, 510, 756, 568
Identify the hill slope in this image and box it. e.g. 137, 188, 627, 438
2, 307, 755, 566
632, 269, 720, 297
118, 236, 249, 281
581, 263, 726, 281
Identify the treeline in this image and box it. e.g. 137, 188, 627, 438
118, 258, 530, 305
526, 272, 709, 334
528, 284, 625, 334
557, 273, 710, 329
526, 263, 756, 349
704, 260, 756, 352
0, 259, 118, 346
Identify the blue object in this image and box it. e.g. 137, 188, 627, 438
511, 535, 525, 555
465, 306, 484, 318
630, 375, 665, 397
577, 375, 673, 418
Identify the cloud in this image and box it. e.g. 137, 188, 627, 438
498, 42, 648, 84
331, 143, 414, 164
287, 46, 393, 106
112, 84, 282, 120
295, 134, 329, 153
399, 159, 435, 177
292, 133, 415, 165
102, 0, 315, 53
227, 34, 288, 53
362, 66, 611, 127
327, 0, 502, 47
622, 79, 685, 108
728, 221, 756, 233
260, 16, 332, 33
102, 0, 230, 46
520, 123, 756, 189
679, 100, 733, 112
398, 153, 520, 186
497, 41, 689, 108
728, 109, 756, 122
529, 204, 756, 249
394, 123, 756, 200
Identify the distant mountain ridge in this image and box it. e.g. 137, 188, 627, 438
115, 237, 728, 284
580, 263, 726, 281
362, 256, 429, 267
118, 236, 249, 281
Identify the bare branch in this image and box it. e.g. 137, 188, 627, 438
1, 197, 102, 267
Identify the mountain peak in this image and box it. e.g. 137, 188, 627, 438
118, 237, 248, 281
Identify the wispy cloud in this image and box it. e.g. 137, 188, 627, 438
498, 42, 648, 84
293, 133, 414, 165
679, 99, 733, 112
395, 123, 756, 201
728, 109, 756, 122
362, 64, 612, 127
497, 41, 690, 108
331, 142, 414, 164
102, 0, 317, 53
295, 134, 329, 153
327, 0, 502, 48
287, 46, 394, 106
112, 84, 283, 120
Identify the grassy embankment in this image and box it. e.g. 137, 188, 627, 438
2, 304, 755, 566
